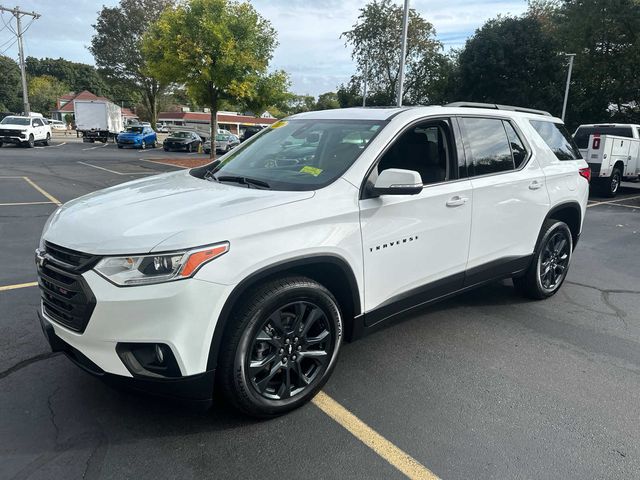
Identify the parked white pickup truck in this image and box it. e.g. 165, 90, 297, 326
574, 123, 640, 196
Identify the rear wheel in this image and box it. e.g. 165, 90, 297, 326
604, 168, 622, 197
43, 133, 50, 146
218, 276, 342, 417
514, 219, 573, 300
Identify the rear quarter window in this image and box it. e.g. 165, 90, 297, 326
530, 120, 582, 161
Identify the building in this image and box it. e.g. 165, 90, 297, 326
157, 110, 278, 136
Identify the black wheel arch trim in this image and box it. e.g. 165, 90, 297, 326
544, 200, 582, 249
205, 254, 361, 371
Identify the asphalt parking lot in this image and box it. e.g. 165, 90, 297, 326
1, 138, 639, 480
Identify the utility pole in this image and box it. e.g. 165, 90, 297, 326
561, 53, 576, 122
396, 0, 410, 107
0, 5, 40, 114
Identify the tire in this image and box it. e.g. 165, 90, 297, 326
151, 140, 156, 148
218, 276, 343, 417
513, 219, 573, 300
604, 168, 622, 197
0, 142, 3, 148
141, 140, 146, 150
164, 147, 169, 152
43, 133, 50, 146
26, 134, 35, 148
117, 145, 123, 149
187, 143, 192, 153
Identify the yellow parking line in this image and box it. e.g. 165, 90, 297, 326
312, 391, 439, 480
0, 201, 55, 206
0, 281, 38, 292
22, 177, 62, 206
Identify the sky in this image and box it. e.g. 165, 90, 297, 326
0, 0, 528, 97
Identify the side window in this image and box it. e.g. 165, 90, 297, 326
376, 120, 453, 185
460, 117, 514, 175
530, 120, 581, 160
503, 121, 528, 168
32, 119, 39, 127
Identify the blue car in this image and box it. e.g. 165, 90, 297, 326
117, 125, 157, 149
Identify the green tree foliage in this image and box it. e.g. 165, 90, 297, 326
241, 70, 291, 116
315, 92, 340, 110
25, 57, 109, 97
552, 0, 640, 125
28, 75, 69, 114
143, 0, 281, 156
455, 15, 565, 116
342, 0, 453, 106
0, 55, 22, 112
90, 0, 174, 127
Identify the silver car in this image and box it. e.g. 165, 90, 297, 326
214, 133, 240, 153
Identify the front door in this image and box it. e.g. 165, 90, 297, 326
359, 118, 472, 325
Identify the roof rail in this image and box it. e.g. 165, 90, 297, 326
445, 102, 552, 117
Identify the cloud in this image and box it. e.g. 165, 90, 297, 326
1, 0, 528, 97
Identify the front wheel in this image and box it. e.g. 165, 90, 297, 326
186, 143, 192, 153
26, 134, 34, 148
514, 219, 573, 300
218, 277, 343, 417
141, 140, 146, 150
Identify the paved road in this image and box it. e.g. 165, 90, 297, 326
1, 142, 639, 479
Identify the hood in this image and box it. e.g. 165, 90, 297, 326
44, 170, 314, 254
0, 123, 27, 130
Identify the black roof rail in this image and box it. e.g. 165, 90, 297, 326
445, 102, 552, 117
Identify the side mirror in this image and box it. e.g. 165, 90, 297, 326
372, 168, 423, 196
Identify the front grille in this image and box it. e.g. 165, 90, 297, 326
38, 242, 100, 333
119, 138, 135, 144
0, 128, 24, 137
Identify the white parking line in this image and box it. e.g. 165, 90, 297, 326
587, 194, 640, 208
77, 161, 150, 176
51, 142, 67, 147
138, 158, 188, 169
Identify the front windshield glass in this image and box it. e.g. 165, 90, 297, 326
1, 116, 30, 125
196, 119, 384, 191
216, 134, 229, 141
126, 127, 143, 133
172, 132, 190, 138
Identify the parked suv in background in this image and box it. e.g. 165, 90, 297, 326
37, 104, 589, 417
0, 115, 51, 148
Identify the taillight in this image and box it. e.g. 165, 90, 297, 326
579, 167, 591, 183
592, 134, 600, 150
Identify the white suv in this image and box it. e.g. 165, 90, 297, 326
0, 115, 52, 148
36, 104, 590, 416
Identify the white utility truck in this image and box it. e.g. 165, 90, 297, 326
574, 123, 640, 196
74, 99, 123, 143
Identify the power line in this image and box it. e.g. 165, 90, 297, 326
0, 5, 40, 114
0, 36, 17, 54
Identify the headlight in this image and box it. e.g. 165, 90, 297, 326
94, 242, 229, 286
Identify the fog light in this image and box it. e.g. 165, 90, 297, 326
116, 342, 182, 378
155, 344, 164, 364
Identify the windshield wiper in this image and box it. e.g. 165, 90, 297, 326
215, 175, 271, 189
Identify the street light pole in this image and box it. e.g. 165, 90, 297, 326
396, 0, 410, 107
561, 53, 576, 122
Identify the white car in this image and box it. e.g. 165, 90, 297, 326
36, 104, 590, 416
0, 115, 52, 147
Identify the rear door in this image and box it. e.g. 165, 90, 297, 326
459, 116, 549, 283
359, 117, 473, 322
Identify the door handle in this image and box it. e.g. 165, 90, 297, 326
529, 180, 544, 190
446, 196, 468, 207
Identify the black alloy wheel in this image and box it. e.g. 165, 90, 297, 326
607, 168, 621, 197
219, 276, 342, 417
247, 301, 334, 400
538, 230, 570, 292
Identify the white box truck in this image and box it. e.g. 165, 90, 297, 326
74, 99, 123, 143
574, 123, 640, 196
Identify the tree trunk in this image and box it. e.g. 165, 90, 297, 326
209, 85, 218, 159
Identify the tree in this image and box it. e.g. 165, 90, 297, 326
143, 0, 279, 156
241, 70, 291, 116
342, 0, 452, 105
28, 75, 69, 114
551, 0, 640, 126
285, 94, 316, 114
455, 15, 565, 116
90, 0, 174, 128
0, 55, 22, 112
315, 92, 340, 110
25, 57, 110, 97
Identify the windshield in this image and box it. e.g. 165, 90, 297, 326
193, 119, 384, 191
126, 127, 144, 133
1, 116, 30, 125
216, 134, 229, 141
573, 126, 635, 149
171, 132, 190, 138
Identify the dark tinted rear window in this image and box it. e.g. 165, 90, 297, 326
460, 117, 514, 175
573, 126, 634, 149
530, 120, 582, 160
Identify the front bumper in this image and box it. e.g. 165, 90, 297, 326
38, 268, 233, 401
39, 312, 216, 404
0, 135, 26, 144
